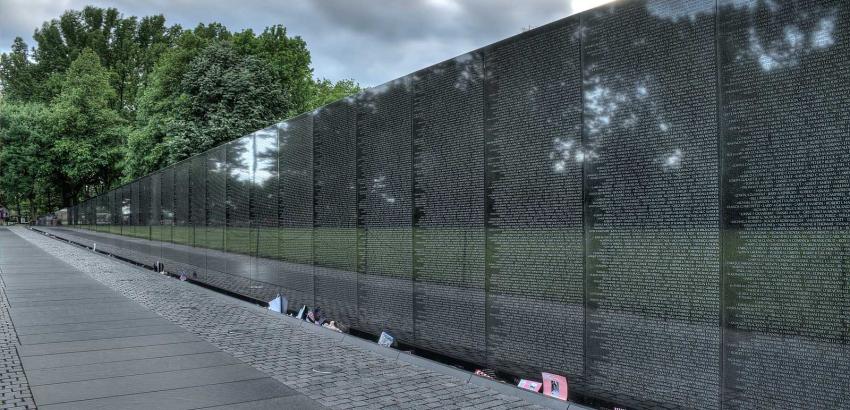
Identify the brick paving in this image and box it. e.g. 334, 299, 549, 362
14, 227, 544, 409
0, 275, 36, 410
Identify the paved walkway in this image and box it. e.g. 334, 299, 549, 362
9, 226, 556, 409
0, 228, 323, 410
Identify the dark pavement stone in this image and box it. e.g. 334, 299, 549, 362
14, 317, 173, 336
37, 378, 308, 410
30, 363, 268, 405
20, 341, 221, 370
0, 228, 323, 410
18, 323, 184, 345
24, 351, 241, 386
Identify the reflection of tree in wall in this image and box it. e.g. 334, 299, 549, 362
224, 137, 253, 230
721, 0, 847, 338
720, 0, 849, 408
253, 128, 280, 229
580, 1, 720, 409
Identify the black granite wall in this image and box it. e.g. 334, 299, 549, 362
61, 0, 850, 408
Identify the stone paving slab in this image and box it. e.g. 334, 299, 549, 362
15, 317, 173, 336
6, 291, 122, 304
10, 311, 162, 327
18, 332, 202, 357
11, 296, 131, 308
18, 226, 570, 409
0, 227, 324, 410
18, 323, 184, 345
31, 363, 268, 405
38, 378, 300, 410
24, 351, 241, 386
20, 341, 221, 371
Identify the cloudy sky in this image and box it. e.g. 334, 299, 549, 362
0, 0, 612, 87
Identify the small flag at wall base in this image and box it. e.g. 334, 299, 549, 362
268, 294, 288, 314
378, 331, 395, 347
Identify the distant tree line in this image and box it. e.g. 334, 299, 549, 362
0, 6, 360, 219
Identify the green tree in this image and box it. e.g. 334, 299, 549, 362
233, 25, 314, 116
1, 6, 361, 206
0, 37, 36, 101
125, 24, 317, 179
308, 78, 362, 110
0, 101, 51, 219
29, 6, 178, 113
123, 25, 233, 179
167, 41, 284, 161
45, 48, 127, 206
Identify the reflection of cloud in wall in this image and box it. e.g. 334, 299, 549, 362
453, 53, 482, 92
811, 15, 836, 49
230, 137, 255, 183
646, 0, 714, 22
744, 9, 836, 72
658, 149, 683, 171
550, 136, 593, 172
370, 175, 396, 204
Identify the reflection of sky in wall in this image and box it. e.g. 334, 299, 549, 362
453, 53, 482, 91
646, 0, 714, 22
253, 127, 278, 185
656, 149, 683, 171
746, 12, 837, 72
370, 175, 397, 204
230, 136, 255, 183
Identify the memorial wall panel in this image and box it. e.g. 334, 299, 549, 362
138, 175, 153, 263
131, 181, 140, 236
121, 185, 131, 232
166, 160, 195, 276
101, 194, 109, 232
356, 78, 414, 339
719, 1, 850, 408
98, 193, 106, 231
120, 184, 133, 255
412, 52, 486, 362
86, 201, 92, 228
108, 190, 118, 234
95, 194, 106, 232
93, 197, 99, 230
150, 171, 162, 260
253, 126, 281, 299
117, 184, 135, 259
101, 191, 108, 232
174, 160, 191, 245
206, 146, 227, 281
117, 188, 124, 231
93, 195, 101, 231
582, 1, 720, 408
313, 100, 358, 324
483, 18, 585, 378
159, 167, 175, 246
190, 154, 207, 279
224, 136, 256, 293
278, 115, 315, 308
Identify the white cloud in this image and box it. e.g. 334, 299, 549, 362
0, 0, 614, 86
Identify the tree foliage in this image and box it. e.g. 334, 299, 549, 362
47, 49, 127, 203
0, 6, 362, 219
